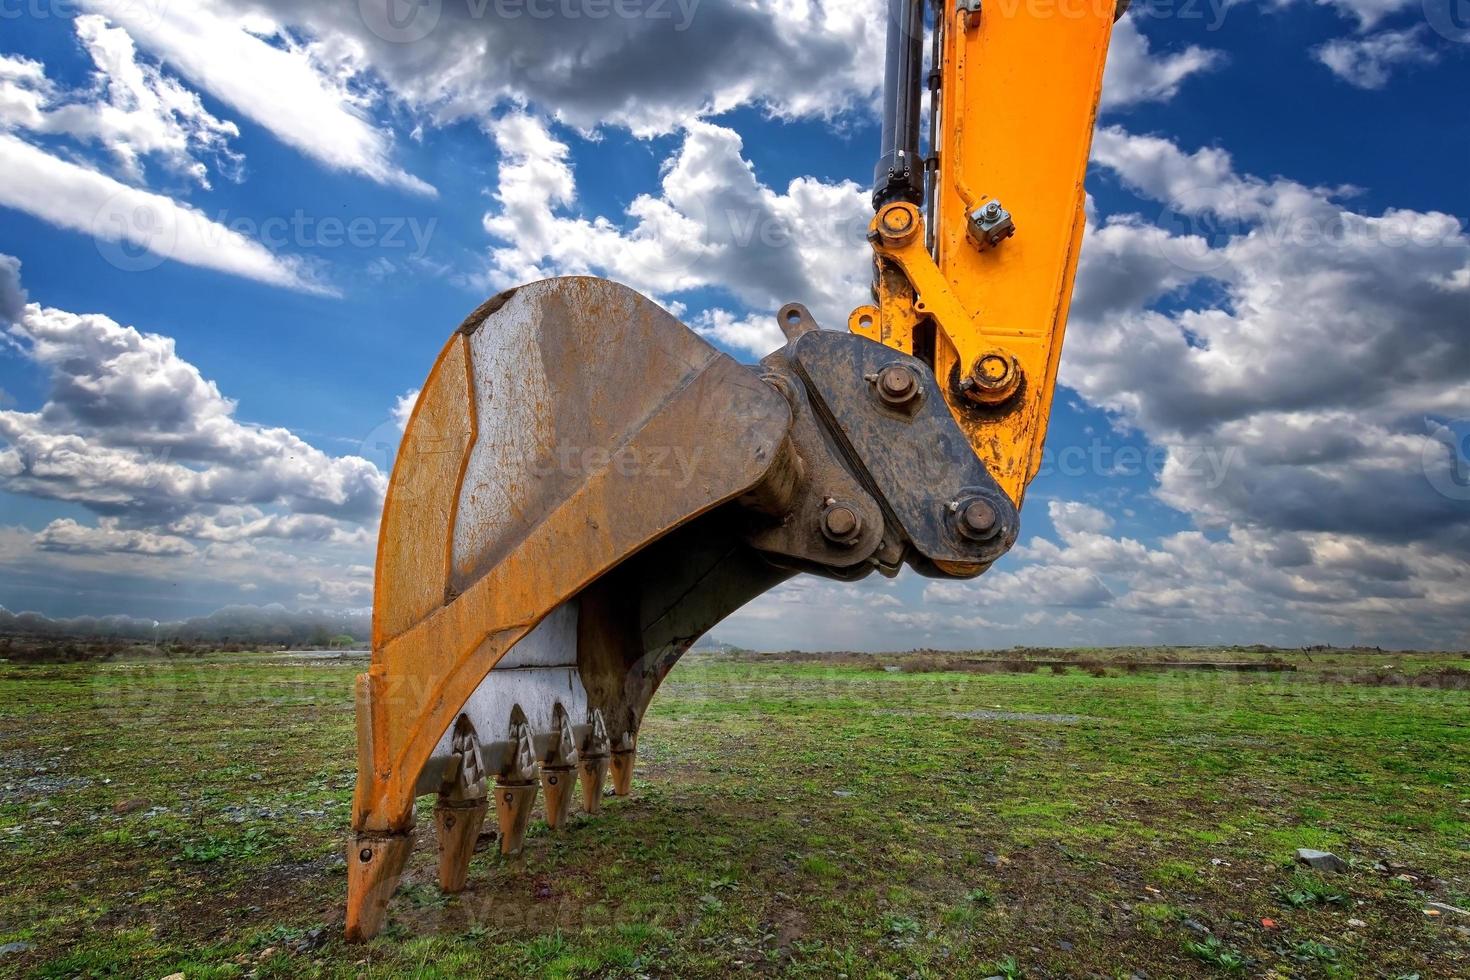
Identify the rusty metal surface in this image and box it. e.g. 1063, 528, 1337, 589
450, 278, 731, 595
790, 328, 1017, 573
372, 334, 474, 647
354, 278, 794, 840
745, 352, 885, 571
352, 277, 1032, 939
412, 602, 586, 795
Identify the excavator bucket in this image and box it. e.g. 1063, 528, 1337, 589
345, 0, 1120, 940
345, 278, 1019, 937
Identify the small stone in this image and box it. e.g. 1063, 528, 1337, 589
1182, 919, 1210, 936
833, 790, 853, 798
113, 798, 150, 815
1296, 848, 1349, 873
160, 973, 185, 980
1347, 918, 1367, 928
0, 942, 33, 956
1425, 901, 1468, 917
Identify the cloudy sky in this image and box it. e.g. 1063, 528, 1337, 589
0, 0, 1465, 649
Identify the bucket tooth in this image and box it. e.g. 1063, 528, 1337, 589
493, 778, 538, 855
540, 766, 577, 828
433, 798, 487, 892
494, 715, 540, 855
610, 750, 636, 796
434, 715, 489, 892
345, 831, 413, 941
579, 755, 610, 813
539, 704, 580, 828
610, 731, 637, 797
578, 707, 612, 813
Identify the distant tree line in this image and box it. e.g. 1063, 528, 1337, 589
0, 604, 369, 650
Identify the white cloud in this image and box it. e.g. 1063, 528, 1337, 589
1305, 0, 1420, 29
0, 259, 385, 611
78, 0, 432, 195
971, 127, 1470, 646
927, 564, 1115, 609
1101, 16, 1223, 110
36, 517, 196, 556
482, 113, 870, 344
688, 309, 788, 359
1049, 500, 1115, 537
242, 0, 889, 137
0, 133, 329, 292
0, 17, 243, 188
1014, 506, 1467, 646
391, 388, 419, 430
0, 260, 385, 526
1314, 26, 1440, 89
0, 254, 25, 324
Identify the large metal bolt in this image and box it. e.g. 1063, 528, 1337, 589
946, 499, 1005, 543
820, 500, 863, 546
881, 206, 913, 234
876, 204, 919, 246
875, 364, 920, 407
958, 499, 998, 540
983, 201, 1002, 220
960, 349, 1022, 405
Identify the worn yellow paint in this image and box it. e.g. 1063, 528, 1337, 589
371, 334, 475, 648
858, 5, 1115, 506
352, 360, 790, 834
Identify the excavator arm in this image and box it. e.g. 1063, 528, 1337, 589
346, 0, 1119, 939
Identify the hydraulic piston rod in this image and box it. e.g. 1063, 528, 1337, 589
873, 0, 927, 210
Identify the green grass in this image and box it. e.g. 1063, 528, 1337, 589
0, 648, 1466, 977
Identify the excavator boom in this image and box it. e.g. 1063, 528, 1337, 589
346, 0, 1119, 939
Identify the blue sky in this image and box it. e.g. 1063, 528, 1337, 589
0, 0, 1466, 649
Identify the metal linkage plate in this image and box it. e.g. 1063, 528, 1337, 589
745, 352, 885, 571
790, 330, 1018, 574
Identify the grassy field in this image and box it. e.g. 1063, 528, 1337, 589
0, 648, 1467, 978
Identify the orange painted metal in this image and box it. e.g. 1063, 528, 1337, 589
861, 4, 1116, 506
